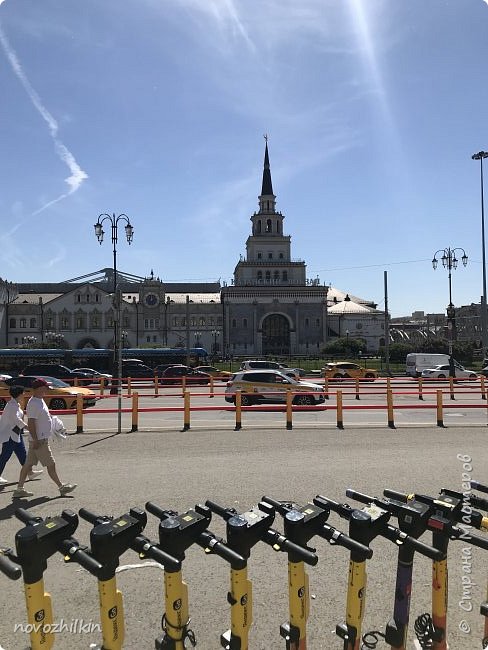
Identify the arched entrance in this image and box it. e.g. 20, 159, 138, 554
262, 314, 290, 355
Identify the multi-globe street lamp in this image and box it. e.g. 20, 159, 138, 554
432, 247, 468, 376
211, 329, 220, 360
471, 151, 488, 355
94, 213, 134, 430
194, 331, 202, 348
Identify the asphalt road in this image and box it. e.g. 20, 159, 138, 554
0, 418, 487, 649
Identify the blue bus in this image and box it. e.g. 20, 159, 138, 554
0, 347, 208, 375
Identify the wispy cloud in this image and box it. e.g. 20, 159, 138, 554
0, 22, 88, 216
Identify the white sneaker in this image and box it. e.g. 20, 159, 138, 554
13, 487, 34, 498
59, 483, 77, 496
28, 469, 44, 480
0, 476, 8, 484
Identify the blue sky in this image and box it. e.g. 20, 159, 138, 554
1, 0, 487, 317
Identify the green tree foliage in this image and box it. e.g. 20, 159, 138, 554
321, 337, 366, 357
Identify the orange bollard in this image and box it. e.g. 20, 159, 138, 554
100, 377, 105, 396
418, 377, 423, 400
182, 391, 190, 431
131, 392, 139, 432
437, 389, 444, 427
286, 390, 293, 430
235, 390, 242, 431
181, 375, 186, 398
323, 377, 329, 400
481, 375, 486, 400
355, 377, 360, 400
76, 393, 83, 433
209, 376, 214, 398
336, 390, 343, 429
449, 377, 455, 401
387, 387, 395, 429
154, 375, 159, 397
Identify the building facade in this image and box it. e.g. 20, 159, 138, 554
0, 144, 386, 356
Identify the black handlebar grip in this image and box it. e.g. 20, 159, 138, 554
198, 532, 246, 569
73, 548, 103, 576
261, 496, 288, 514
132, 536, 181, 571
320, 524, 373, 559
404, 536, 444, 561
78, 508, 105, 525
204, 500, 232, 520
280, 537, 318, 566
345, 488, 374, 506
145, 501, 171, 520
466, 530, 488, 551
15, 508, 39, 524
471, 480, 488, 495
0, 553, 22, 580
383, 489, 409, 503
470, 495, 488, 512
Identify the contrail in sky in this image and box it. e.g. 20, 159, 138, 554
0, 17, 88, 215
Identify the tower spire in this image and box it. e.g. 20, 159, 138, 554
261, 134, 274, 196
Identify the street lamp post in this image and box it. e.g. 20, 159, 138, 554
94, 213, 134, 432
211, 329, 220, 360
194, 331, 201, 348
432, 247, 468, 377
472, 151, 488, 355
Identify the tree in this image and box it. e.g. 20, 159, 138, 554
321, 337, 366, 358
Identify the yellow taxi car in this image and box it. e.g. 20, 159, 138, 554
194, 366, 233, 380
224, 369, 324, 406
321, 362, 378, 380
0, 375, 98, 410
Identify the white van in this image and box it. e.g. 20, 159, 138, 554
405, 353, 450, 377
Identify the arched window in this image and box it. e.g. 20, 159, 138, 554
268, 252, 273, 259
199, 317, 205, 326
276, 221, 279, 233
274, 271, 279, 281
76, 294, 81, 303
282, 271, 288, 281
173, 317, 179, 327
243, 318, 248, 328
257, 271, 263, 281
257, 220, 262, 233
191, 317, 196, 326
279, 252, 284, 259
266, 219, 272, 232
232, 319, 237, 328
9, 318, 15, 328
257, 252, 262, 259
265, 271, 271, 282
20, 318, 26, 328
305, 318, 309, 327
316, 318, 320, 327
30, 318, 36, 328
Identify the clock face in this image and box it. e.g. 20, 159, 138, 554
145, 293, 159, 307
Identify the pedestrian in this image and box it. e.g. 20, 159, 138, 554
12, 378, 77, 498
0, 385, 43, 484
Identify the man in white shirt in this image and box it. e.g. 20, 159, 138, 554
13, 378, 77, 498
0, 385, 43, 483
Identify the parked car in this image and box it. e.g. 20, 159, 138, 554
160, 366, 210, 385
0, 376, 97, 410
120, 360, 153, 378
21, 363, 92, 385
481, 366, 488, 378
154, 363, 180, 377
224, 370, 324, 406
321, 362, 378, 380
421, 364, 478, 380
72, 368, 112, 380
194, 366, 232, 379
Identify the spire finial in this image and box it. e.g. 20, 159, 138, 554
263, 133, 268, 144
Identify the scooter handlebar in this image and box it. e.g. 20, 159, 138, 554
470, 480, 488, 495
319, 523, 373, 559
145, 501, 174, 521
204, 500, 234, 520
197, 531, 246, 569
264, 529, 318, 566
404, 535, 444, 560
59, 538, 103, 577
0, 551, 22, 580
131, 535, 181, 572
383, 489, 409, 503
78, 508, 108, 525
15, 508, 40, 524
261, 496, 291, 515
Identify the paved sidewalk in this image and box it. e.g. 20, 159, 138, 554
0, 426, 486, 649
